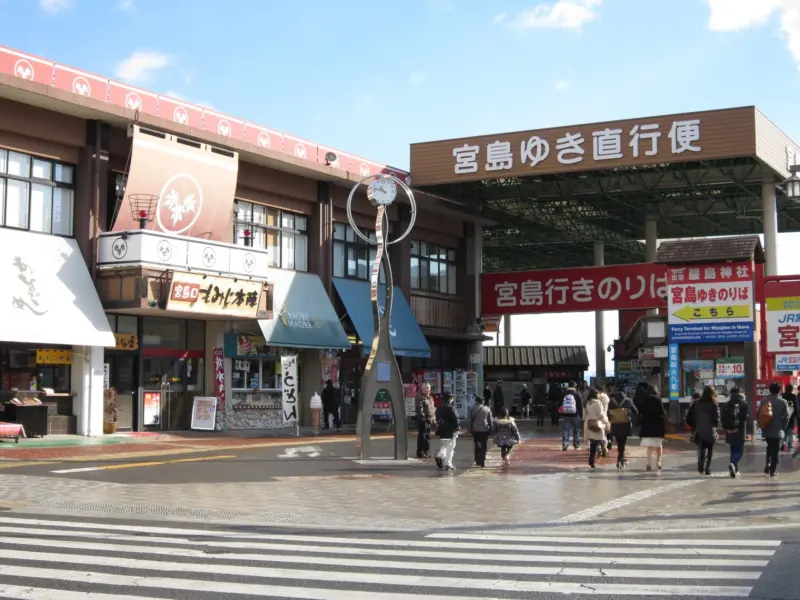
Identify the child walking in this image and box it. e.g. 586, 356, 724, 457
493, 408, 521, 467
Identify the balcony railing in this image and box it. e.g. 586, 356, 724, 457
97, 230, 269, 280
411, 293, 466, 332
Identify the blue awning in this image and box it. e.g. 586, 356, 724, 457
332, 278, 431, 358
258, 271, 350, 350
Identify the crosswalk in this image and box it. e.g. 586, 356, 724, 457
0, 515, 779, 598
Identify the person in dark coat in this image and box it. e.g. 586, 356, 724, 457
434, 393, 460, 470
687, 386, 720, 475
608, 391, 638, 470
723, 386, 750, 478
782, 384, 797, 453
321, 380, 341, 430
492, 382, 505, 416
638, 384, 667, 471
416, 383, 436, 459
519, 384, 532, 419
761, 383, 790, 477
483, 384, 492, 406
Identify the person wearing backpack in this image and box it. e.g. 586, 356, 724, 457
609, 391, 638, 470
760, 382, 790, 477
560, 382, 583, 451
468, 396, 493, 468
723, 386, 750, 478
687, 386, 720, 476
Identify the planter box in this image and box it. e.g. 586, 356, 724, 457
48, 415, 76, 435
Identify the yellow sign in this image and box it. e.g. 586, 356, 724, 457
114, 333, 139, 351
35, 349, 72, 365
766, 296, 800, 312
672, 305, 751, 322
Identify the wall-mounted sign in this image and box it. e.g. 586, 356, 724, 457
639, 346, 668, 360
281, 355, 298, 424
765, 280, 800, 353
667, 262, 754, 343
167, 271, 263, 318
114, 333, 139, 351
776, 354, 800, 372
716, 357, 745, 379
35, 349, 72, 365
213, 347, 225, 412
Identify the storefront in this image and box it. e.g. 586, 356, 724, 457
0, 228, 116, 436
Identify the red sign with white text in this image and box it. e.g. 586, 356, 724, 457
481, 263, 667, 315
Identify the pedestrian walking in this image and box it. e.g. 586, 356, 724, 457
758, 382, 790, 477
434, 392, 459, 471
321, 379, 341, 430
468, 396, 493, 467
560, 382, 583, 451
782, 384, 797, 454
549, 384, 563, 426
609, 391, 637, 470
534, 387, 546, 426
492, 381, 505, 417
722, 385, 749, 478
492, 408, 521, 467
598, 389, 612, 456
584, 389, 610, 469
519, 384, 532, 419
416, 383, 436, 459
687, 386, 720, 476
483, 383, 492, 406
638, 384, 667, 471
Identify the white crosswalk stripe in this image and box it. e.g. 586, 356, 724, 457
0, 516, 778, 598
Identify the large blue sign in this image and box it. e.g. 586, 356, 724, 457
668, 322, 754, 344
668, 343, 680, 400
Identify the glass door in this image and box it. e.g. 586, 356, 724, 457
106, 353, 137, 430
142, 356, 190, 430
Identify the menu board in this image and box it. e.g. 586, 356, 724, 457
190, 396, 218, 430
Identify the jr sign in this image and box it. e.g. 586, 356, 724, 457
765, 280, 800, 353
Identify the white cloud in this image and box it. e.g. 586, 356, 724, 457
555, 79, 570, 91
706, 0, 800, 71
117, 0, 134, 10
114, 50, 172, 84
493, 12, 506, 23
509, 0, 602, 31
39, 0, 71, 14
409, 71, 426, 85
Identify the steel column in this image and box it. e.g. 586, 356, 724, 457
645, 215, 659, 317
502, 314, 511, 346
594, 241, 606, 382
762, 180, 779, 277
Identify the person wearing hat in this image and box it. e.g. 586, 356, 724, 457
519, 384, 532, 419
434, 392, 460, 471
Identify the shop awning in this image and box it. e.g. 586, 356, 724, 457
257, 270, 350, 350
0, 229, 115, 347
332, 278, 431, 358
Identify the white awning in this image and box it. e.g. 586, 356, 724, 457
0, 228, 115, 347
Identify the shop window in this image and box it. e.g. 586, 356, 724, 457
142, 317, 186, 349
232, 201, 308, 272
107, 314, 138, 335
0, 345, 71, 393
411, 240, 457, 294
333, 222, 385, 282
682, 356, 745, 397
187, 320, 206, 350
231, 358, 279, 390
0, 149, 75, 236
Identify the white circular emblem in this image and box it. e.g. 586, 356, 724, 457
359, 163, 371, 177
111, 237, 128, 259
72, 76, 91, 96
14, 59, 34, 81
125, 92, 142, 110
243, 253, 255, 273
217, 120, 231, 137
294, 143, 307, 159
156, 240, 173, 261
156, 173, 204, 235
257, 132, 270, 148
202, 246, 217, 267
174, 106, 189, 125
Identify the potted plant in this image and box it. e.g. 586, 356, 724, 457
103, 387, 118, 434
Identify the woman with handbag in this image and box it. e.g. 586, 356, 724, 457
638, 384, 668, 471
609, 391, 638, 470
584, 389, 610, 469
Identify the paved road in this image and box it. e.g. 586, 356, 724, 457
0, 513, 792, 599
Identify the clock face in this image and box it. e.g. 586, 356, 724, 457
367, 178, 398, 206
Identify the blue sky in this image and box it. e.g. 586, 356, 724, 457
3, 0, 800, 375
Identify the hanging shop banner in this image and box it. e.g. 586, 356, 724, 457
142, 391, 161, 426
668, 344, 680, 400
667, 262, 754, 343
167, 271, 263, 318
715, 357, 745, 379
765, 280, 800, 353
281, 355, 298, 424
776, 354, 800, 371
213, 346, 225, 411
190, 396, 218, 431
481, 263, 667, 315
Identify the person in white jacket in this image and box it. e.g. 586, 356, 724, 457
584, 389, 610, 469
598, 390, 611, 457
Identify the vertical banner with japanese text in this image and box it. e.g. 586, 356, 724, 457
481, 263, 667, 315
281, 355, 298, 424
668, 344, 680, 400
213, 347, 225, 412
667, 262, 754, 343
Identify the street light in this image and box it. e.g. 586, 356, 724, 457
783, 164, 800, 200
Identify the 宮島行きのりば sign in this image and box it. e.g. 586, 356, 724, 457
667, 262, 754, 344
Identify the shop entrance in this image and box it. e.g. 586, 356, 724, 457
104, 352, 138, 430
142, 353, 204, 430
